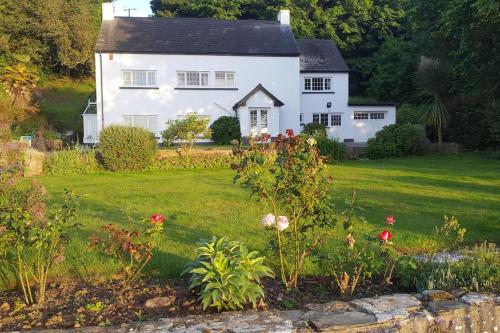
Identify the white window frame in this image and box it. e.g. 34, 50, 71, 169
370, 112, 385, 119
353, 112, 369, 120
249, 108, 269, 133
304, 77, 332, 91
312, 113, 330, 127
123, 115, 158, 133
331, 114, 342, 127
121, 70, 157, 87
215, 71, 235, 87
177, 71, 209, 87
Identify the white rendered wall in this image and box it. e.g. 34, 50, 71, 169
348, 105, 396, 142
94, 53, 300, 140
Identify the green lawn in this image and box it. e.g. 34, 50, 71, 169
3, 154, 499, 288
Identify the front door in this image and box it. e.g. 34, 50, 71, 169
249, 108, 269, 136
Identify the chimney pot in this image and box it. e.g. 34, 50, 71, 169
102, 2, 115, 21
277, 9, 290, 25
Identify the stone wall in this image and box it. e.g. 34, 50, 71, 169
10, 292, 498, 333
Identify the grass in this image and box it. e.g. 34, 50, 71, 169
37, 77, 95, 132
2, 154, 499, 289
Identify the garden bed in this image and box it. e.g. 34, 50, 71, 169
0, 276, 395, 331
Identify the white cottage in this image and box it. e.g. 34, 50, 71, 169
83, 3, 396, 144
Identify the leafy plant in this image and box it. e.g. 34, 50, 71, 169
99, 125, 157, 171
183, 236, 273, 311
210, 116, 241, 145
366, 123, 427, 159
302, 122, 327, 137
146, 152, 237, 170
85, 301, 105, 313
0, 174, 79, 305
88, 214, 165, 291
315, 136, 347, 163
161, 114, 212, 155
434, 215, 466, 251
44, 145, 100, 175
232, 130, 337, 288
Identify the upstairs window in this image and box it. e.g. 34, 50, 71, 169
215, 71, 235, 87
177, 71, 209, 87
304, 77, 332, 91
370, 112, 385, 119
122, 70, 157, 87
123, 115, 158, 133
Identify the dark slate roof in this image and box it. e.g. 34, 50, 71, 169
233, 84, 284, 111
296, 39, 349, 72
96, 17, 300, 56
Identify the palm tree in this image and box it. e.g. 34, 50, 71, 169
0, 63, 38, 108
416, 56, 449, 150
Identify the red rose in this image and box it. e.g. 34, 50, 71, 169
150, 214, 165, 224
378, 230, 392, 243
386, 215, 395, 225
285, 129, 294, 137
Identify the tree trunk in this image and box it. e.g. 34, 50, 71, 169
437, 125, 443, 152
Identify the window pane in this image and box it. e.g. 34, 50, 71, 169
260, 110, 268, 128
147, 71, 156, 86
200, 72, 209, 86
123, 115, 158, 133
215, 72, 225, 87
250, 110, 257, 128
186, 72, 200, 86
354, 112, 369, 120
370, 112, 385, 119
331, 114, 341, 126
313, 114, 319, 123
320, 114, 329, 126
305, 78, 311, 90
177, 72, 186, 86
312, 78, 323, 91
122, 71, 132, 86
226, 72, 234, 87
324, 78, 331, 90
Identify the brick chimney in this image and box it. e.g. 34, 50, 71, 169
102, 2, 115, 21
277, 9, 290, 25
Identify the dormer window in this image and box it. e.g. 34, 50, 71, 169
304, 77, 332, 91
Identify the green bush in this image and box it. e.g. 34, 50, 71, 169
315, 136, 347, 162
210, 116, 241, 145
183, 236, 273, 311
397, 104, 425, 125
44, 146, 100, 175
99, 126, 157, 171
396, 242, 500, 293
303, 122, 327, 137
161, 114, 212, 153
366, 123, 427, 159
147, 153, 237, 170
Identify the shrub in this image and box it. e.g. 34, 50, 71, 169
315, 136, 347, 162
89, 214, 165, 291
147, 152, 237, 170
0, 175, 79, 305
396, 104, 425, 125
396, 242, 500, 293
161, 114, 212, 154
99, 125, 157, 171
233, 130, 337, 288
44, 146, 100, 175
183, 236, 273, 311
303, 122, 327, 137
210, 116, 241, 145
366, 123, 427, 159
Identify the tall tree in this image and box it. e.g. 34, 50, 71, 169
416, 56, 449, 150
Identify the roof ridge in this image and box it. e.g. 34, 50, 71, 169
113, 16, 280, 24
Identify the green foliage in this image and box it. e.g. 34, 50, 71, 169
366, 37, 418, 101
161, 114, 212, 153
44, 146, 100, 175
396, 242, 500, 293
366, 124, 427, 159
0, 0, 101, 74
433, 215, 466, 252
0, 175, 79, 304
85, 301, 105, 313
88, 215, 165, 291
315, 136, 347, 163
396, 104, 425, 125
232, 131, 338, 288
147, 153, 237, 170
209, 116, 241, 145
99, 125, 157, 171
183, 236, 273, 311
302, 122, 327, 138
